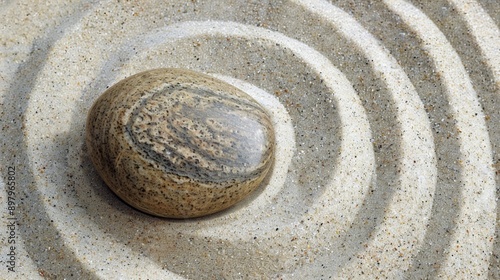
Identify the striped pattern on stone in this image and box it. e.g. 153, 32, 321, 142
86, 68, 275, 218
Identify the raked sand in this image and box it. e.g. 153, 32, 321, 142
1, 1, 499, 279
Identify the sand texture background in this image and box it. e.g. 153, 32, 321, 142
1, 0, 499, 279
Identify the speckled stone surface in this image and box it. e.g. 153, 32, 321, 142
0, 0, 499, 279
86, 68, 275, 218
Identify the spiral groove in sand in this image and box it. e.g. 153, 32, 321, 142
1, 0, 498, 278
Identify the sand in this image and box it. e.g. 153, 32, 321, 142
1, 0, 499, 279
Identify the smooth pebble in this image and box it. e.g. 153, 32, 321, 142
86, 68, 275, 218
